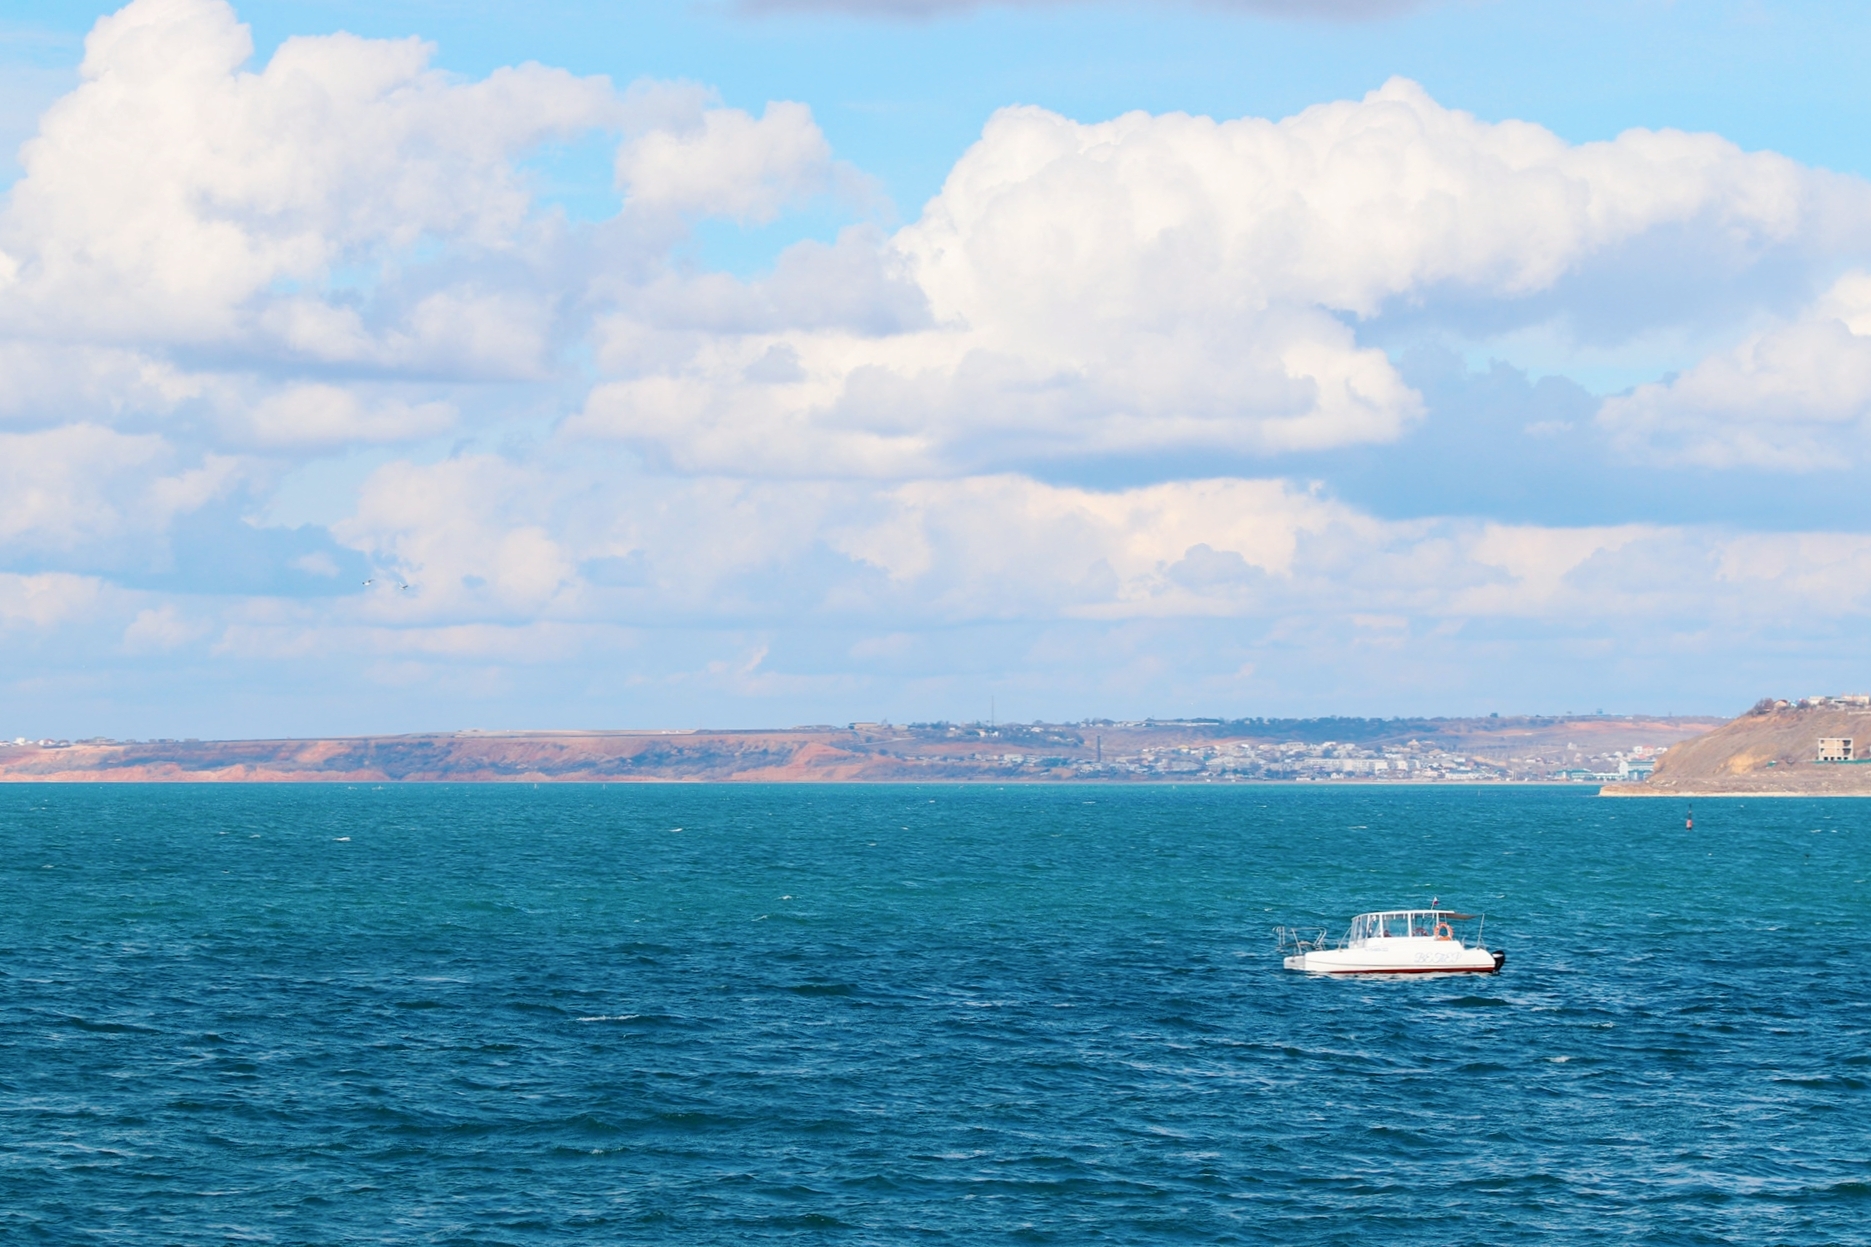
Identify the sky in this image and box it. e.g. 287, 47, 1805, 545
2, 0, 1871, 737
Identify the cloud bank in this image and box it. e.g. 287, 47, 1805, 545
3, 0, 1868, 732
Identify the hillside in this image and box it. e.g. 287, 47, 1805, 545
1602, 699, 1871, 796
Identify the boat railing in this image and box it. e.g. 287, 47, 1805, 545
1273, 926, 1332, 954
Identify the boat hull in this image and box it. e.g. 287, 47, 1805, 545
1285, 943, 1504, 975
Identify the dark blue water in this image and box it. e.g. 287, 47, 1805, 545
2, 784, 1867, 1243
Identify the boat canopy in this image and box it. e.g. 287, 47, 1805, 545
1347, 910, 1480, 941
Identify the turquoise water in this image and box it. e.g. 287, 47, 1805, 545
2, 784, 1866, 1243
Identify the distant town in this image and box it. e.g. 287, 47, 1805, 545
865, 719, 1678, 783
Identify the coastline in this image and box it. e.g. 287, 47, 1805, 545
0, 774, 1594, 787
0, 716, 1713, 785
1600, 785, 1871, 798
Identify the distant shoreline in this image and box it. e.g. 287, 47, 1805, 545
0, 715, 1719, 785
0, 775, 1597, 787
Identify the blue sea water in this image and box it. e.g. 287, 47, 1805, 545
1, 783, 1867, 1244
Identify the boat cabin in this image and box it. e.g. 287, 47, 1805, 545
1347, 909, 1479, 945
1279, 905, 1502, 974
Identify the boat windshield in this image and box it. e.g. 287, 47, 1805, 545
1348, 910, 1479, 941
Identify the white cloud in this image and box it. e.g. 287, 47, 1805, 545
1715, 531, 1871, 602
4, 2, 1871, 725
0, 572, 107, 630
123, 602, 211, 651
331, 455, 581, 617
575, 79, 1866, 477
311, 456, 1871, 645
812, 478, 1752, 628
826, 475, 1354, 617
0, 425, 240, 556
236, 385, 456, 450
0, 343, 200, 427
616, 99, 839, 224
906, 81, 1842, 335
252, 288, 560, 376
0, 0, 617, 348
1597, 270, 1871, 469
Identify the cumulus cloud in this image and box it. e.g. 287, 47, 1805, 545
908, 83, 1836, 324
815, 480, 1734, 629
331, 456, 581, 618
0, 0, 863, 387
6, 0, 1871, 727
0, 343, 199, 428
1597, 270, 1871, 469
0, 573, 108, 630
0, 0, 618, 348
316, 455, 1871, 643
827, 475, 1354, 618
0, 425, 240, 560
0, 0, 891, 455
572, 79, 1866, 478
252, 288, 562, 376
616, 100, 839, 223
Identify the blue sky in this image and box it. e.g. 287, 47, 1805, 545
1, 0, 1869, 736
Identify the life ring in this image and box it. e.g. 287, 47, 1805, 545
1434, 922, 1453, 941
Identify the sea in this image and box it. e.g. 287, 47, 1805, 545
2, 783, 1866, 1244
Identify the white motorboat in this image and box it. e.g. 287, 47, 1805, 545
1276, 907, 1505, 975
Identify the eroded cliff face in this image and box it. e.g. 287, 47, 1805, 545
1605, 704, 1871, 795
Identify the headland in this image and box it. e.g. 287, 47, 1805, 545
1601, 696, 1871, 796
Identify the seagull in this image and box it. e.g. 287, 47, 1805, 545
362, 578, 375, 587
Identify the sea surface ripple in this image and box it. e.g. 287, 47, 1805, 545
2, 784, 1867, 1243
